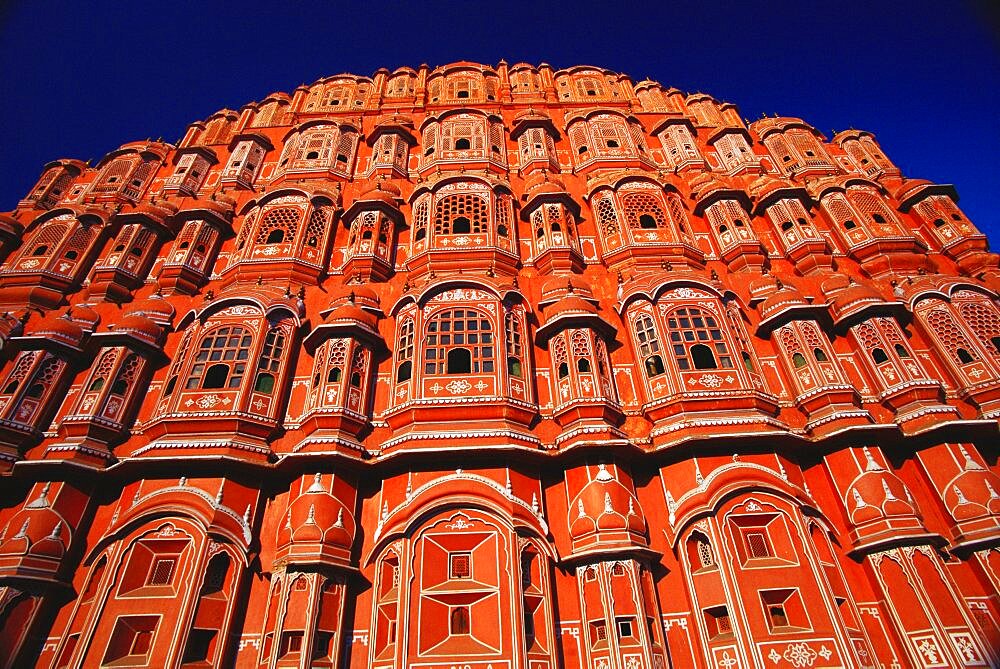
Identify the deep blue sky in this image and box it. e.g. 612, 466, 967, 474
1, 1, 998, 240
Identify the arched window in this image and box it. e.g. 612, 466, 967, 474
571, 331, 593, 374
691, 343, 718, 370
108, 355, 139, 398
925, 308, 978, 365
254, 325, 286, 396
506, 311, 524, 379
666, 307, 732, 371
634, 314, 665, 377
687, 532, 715, 569
255, 207, 300, 247
186, 326, 252, 390
201, 553, 230, 595
395, 319, 414, 382
622, 192, 668, 231
424, 309, 494, 375
872, 348, 888, 364
434, 193, 488, 236
958, 299, 1000, 357
455, 138, 471, 150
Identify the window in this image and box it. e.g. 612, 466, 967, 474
591, 620, 608, 646
395, 319, 414, 383
147, 557, 176, 585
761, 589, 807, 632
434, 193, 488, 236
103, 615, 158, 665
704, 606, 732, 639
925, 307, 979, 365
186, 326, 252, 390
424, 309, 494, 375
279, 631, 304, 657
506, 311, 524, 378
455, 138, 471, 150
616, 617, 635, 638
201, 554, 230, 595
697, 537, 714, 568
744, 530, 771, 559
254, 207, 300, 248
182, 629, 216, 664
667, 307, 732, 371
254, 326, 286, 395
450, 607, 470, 634
449, 552, 471, 579
768, 605, 788, 627
635, 314, 664, 378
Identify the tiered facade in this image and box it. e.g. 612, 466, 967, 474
1, 61, 999, 669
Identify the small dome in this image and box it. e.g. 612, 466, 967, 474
127, 292, 176, 326
569, 475, 646, 542
113, 314, 164, 346
287, 490, 355, 551
356, 180, 401, 206
513, 108, 551, 124
68, 304, 100, 331
32, 311, 84, 346
544, 295, 598, 320
688, 172, 736, 206
524, 173, 568, 198
759, 280, 810, 321
326, 299, 378, 329
539, 274, 594, 304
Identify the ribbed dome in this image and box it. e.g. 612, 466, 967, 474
113, 314, 164, 346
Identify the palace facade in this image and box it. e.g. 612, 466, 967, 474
0, 61, 999, 669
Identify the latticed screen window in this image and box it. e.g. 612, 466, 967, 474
926, 308, 978, 364
959, 301, 1000, 354
304, 207, 329, 249
698, 539, 714, 567
667, 307, 732, 371
256, 207, 301, 245
147, 558, 176, 585
187, 326, 252, 390
433, 193, 488, 235
449, 552, 471, 579
424, 309, 494, 375
745, 530, 771, 559
622, 193, 668, 230
3, 353, 38, 396
595, 196, 619, 235
23, 222, 67, 259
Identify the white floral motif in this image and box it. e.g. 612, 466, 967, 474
716, 651, 738, 669
817, 645, 832, 660
696, 373, 723, 388
768, 649, 782, 664
782, 642, 817, 667
445, 379, 472, 394
950, 633, 983, 663
915, 638, 940, 664
20, 259, 41, 269
664, 287, 712, 300
195, 394, 229, 409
